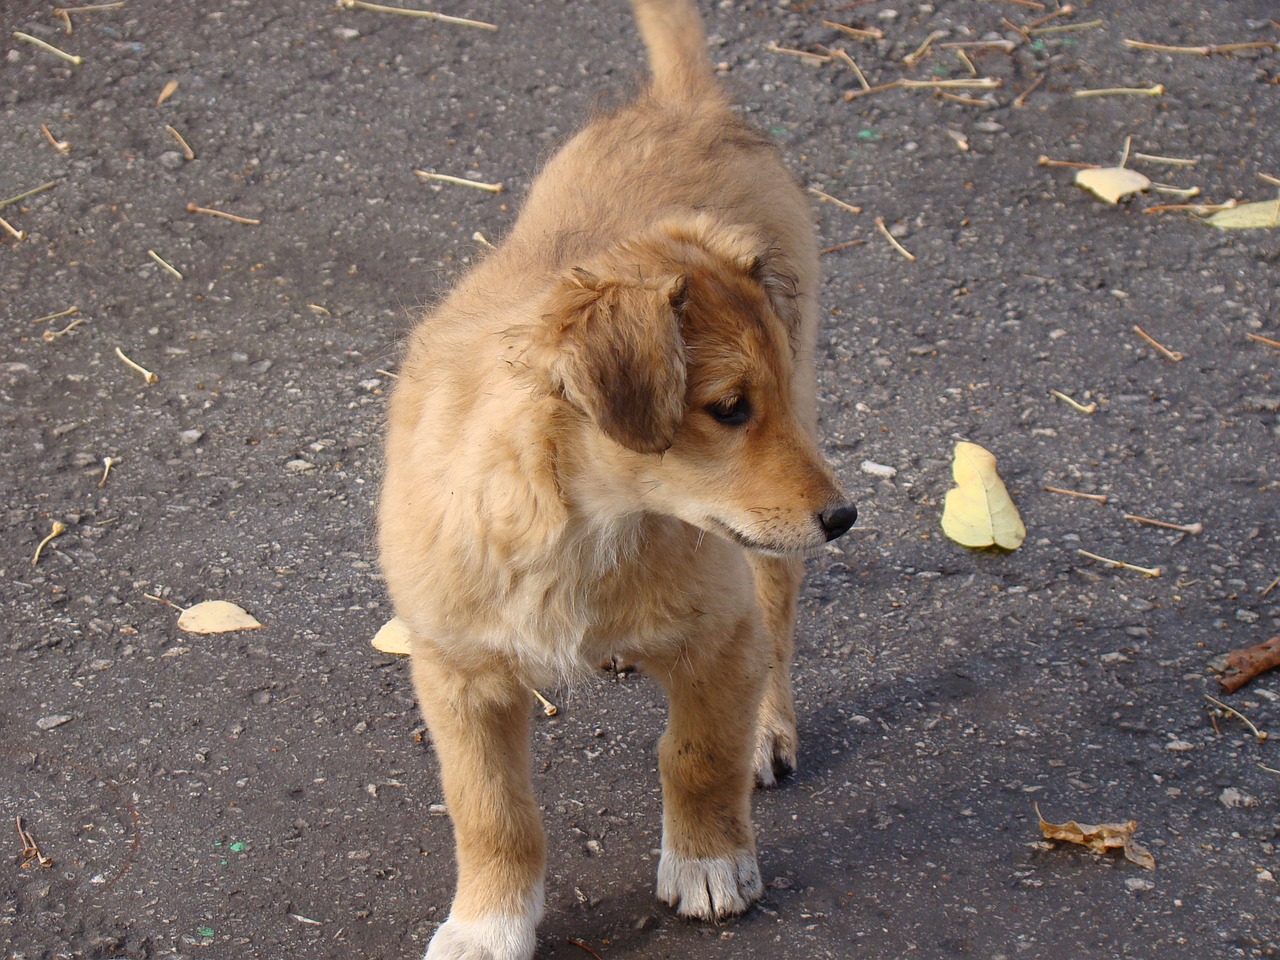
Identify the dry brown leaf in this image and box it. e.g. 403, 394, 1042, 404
1213, 636, 1280, 694
1036, 804, 1155, 870
177, 600, 262, 634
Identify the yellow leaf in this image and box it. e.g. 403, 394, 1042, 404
177, 600, 262, 634
940, 441, 1026, 550
1075, 166, 1151, 204
1203, 198, 1280, 230
372, 616, 412, 655
1037, 804, 1156, 870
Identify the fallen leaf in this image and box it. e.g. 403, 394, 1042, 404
372, 616, 412, 655
1203, 197, 1280, 230
1037, 804, 1156, 870
177, 600, 262, 634
941, 441, 1026, 550
1212, 636, 1280, 694
1075, 166, 1151, 204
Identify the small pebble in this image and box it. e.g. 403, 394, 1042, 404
860, 460, 897, 479
37, 714, 73, 730
1165, 739, 1194, 752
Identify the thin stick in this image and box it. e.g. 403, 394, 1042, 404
993, 0, 1045, 9
1261, 764, 1280, 776
1074, 84, 1164, 98
57, 2, 126, 12
822, 21, 884, 41
1132, 325, 1183, 362
953, 48, 977, 77
939, 40, 1018, 52
32, 521, 67, 566
1246, 332, 1280, 349
97, 457, 117, 488
15, 817, 54, 868
148, 249, 184, 280
844, 80, 900, 101
1123, 39, 1277, 56
1001, 18, 1031, 42
939, 92, 989, 107
1044, 485, 1108, 503
1076, 549, 1162, 578
1131, 151, 1197, 166
764, 42, 832, 63
828, 47, 870, 89
1262, 575, 1280, 599
1025, 5, 1074, 30
1205, 695, 1267, 742
1124, 513, 1202, 535
808, 187, 862, 215
568, 940, 605, 960
0, 181, 58, 210
898, 78, 1002, 90
31, 306, 78, 324
166, 125, 195, 160
1051, 389, 1096, 414
412, 171, 504, 193
1143, 202, 1236, 216
1259, 173, 1280, 188
0, 216, 24, 241
531, 689, 558, 717
874, 217, 916, 262
143, 592, 186, 612
42, 318, 85, 341
903, 30, 946, 67
819, 238, 867, 255
41, 124, 71, 153
115, 347, 159, 384
1013, 72, 1045, 108
336, 0, 498, 31
186, 202, 261, 225
12, 31, 82, 65
1038, 156, 1100, 169
1029, 19, 1104, 36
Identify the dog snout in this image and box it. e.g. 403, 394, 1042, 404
817, 502, 857, 541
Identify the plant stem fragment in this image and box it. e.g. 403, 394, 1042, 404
1051, 390, 1096, 414
0, 216, 25, 240
1074, 84, 1164, 98
1132, 325, 1183, 361
98, 456, 117, 488
43, 318, 85, 341
31, 521, 67, 566
336, 0, 497, 30
166, 125, 195, 159
1029, 18, 1103, 36
1246, 332, 1280, 350
115, 347, 159, 384
16, 817, 54, 868
1124, 513, 1202, 535
532, 689, 558, 717
822, 21, 883, 41
0, 181, 58, 210
1044, 486, 1108, 503
13, 31, 82, 65
1205, 695, 1267, 742
186, 202, 260, 225
31, 306, 78, 324
808, 187, 861, 215
874, 217, 915, 262
764, 43, 831, 63
41, 124, 71, 153
1076, 549, 1161, 578
148, 249, 184, 280
413, 171, 504, 193
1123, 39, 1277, 56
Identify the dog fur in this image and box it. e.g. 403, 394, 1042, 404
378, 2, 855, 956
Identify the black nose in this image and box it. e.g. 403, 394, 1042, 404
818, 503, 857, 541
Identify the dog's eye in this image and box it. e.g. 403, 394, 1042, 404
707, 397, 751, 426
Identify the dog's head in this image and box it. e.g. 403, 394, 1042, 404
532, 214, 855, 554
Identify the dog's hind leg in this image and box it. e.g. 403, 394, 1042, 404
747, 553, 804, 786
650, 617, 767, 920
411, 645, 545, 960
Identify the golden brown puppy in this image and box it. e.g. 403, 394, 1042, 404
378, 1, 856, 956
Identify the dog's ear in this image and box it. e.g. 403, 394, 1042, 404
742, 249, 802, 338
544, 269, 688, 454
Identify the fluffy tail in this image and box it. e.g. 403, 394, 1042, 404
631, 0, 717, 102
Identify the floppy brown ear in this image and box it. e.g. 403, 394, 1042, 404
545, 269, 688, 454
743, 249, 802, 340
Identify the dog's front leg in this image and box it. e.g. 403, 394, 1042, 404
410, 645, 545, 960
651, 617, 767, 920
747, 553, 804, 786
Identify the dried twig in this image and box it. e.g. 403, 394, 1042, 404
1013, 72, 1045, 108
336, 0, 497, 30
1076, 549, 1161, 578
13, 31, 82, 65
898, 77, 1002, 90
764, 42, 832, 63
568, 940, 605, 960
98, 456, 117, 488
1131, 151, 1197, 167
1205, 695, 1268, 742
31, 306, 79, 324
0, 181, 58, 210
16, 817, 54, 868
166, 125, 195, 159
1132, 325, 1183, 362
1124, 513, 1202, 535
1030, 18, 1104, 36
532, 689, 558, 717
903, 30, 946, 67
1051, 389, 1096, 414
874, 217, 915, 262
827, 47, 870, 89
939, 40, 1018, 52
186, 202, 261, 225
41, 124, 71, 153
1074, 84, 1164, 98
1025, 5, 1075, 30
1044, 485, 1108, 503
31, 521, 67, 566
42, 317, 85, 341
1261, 576, 1280, 599
115, 347, 159, 384
1123, 38, 1277, 56
413, 171, 504, 193
147, 249, 184, 280
0, 215, 24, 241
1245, 332, 1280, 350
808, 187, 861, 215
822, 21, 883, 41
1038, 156, 1100, 170
819, 238, 867, 255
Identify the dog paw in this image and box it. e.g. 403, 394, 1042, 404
656, 850, 763, 921
752, 715, 798, 788
424, 914, 537, 960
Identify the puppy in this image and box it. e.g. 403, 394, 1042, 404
378, 2, 856, 957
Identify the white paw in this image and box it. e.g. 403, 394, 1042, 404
423, 903, 539, 960
656, 849, 763, 920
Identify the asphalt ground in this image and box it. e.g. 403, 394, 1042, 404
2, 1, 1279, 958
